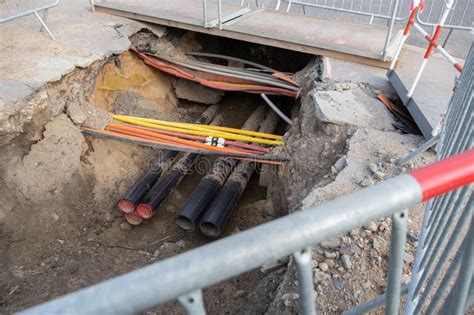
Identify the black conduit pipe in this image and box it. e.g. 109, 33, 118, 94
136, 152, 200, 219
199, 111, 279, 238
176, 105, 267, 231
136, 111, 224, 219
116, 105, 219, 214
117, 150, 178, 213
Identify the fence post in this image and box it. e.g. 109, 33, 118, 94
382, 0, 399, 60
407, 0, 455, 97
202, 0, 208, 28
294, 247, 317, 315
33, 10, 55, 40
178, 290, 207, 315
385, 210, 408, 314
218, 0, 222, 29
439, 218, 474, 314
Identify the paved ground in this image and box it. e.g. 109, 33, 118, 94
0, 0, 165, 105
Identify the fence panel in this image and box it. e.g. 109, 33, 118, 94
417, 0, 473, 30
404, 44, 473, 314
0, 0, 59, 39
279, 0, 412, 20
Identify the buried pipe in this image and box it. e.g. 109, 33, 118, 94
116, 105, 219, 214
125, 212, 144, 226
118, 150, 178, 213
176, 105, 267, 231
199, 111, 279, 238
136, 114, 225, 220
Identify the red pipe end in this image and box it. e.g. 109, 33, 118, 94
125, 213, 143, 225
136, 204, 154, 219
409, 149, 474, 201
118, 199, 135, 214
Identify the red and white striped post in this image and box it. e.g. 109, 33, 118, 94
411, 23, 464, 73
406, 0, 455, 97
388, 1, 421, 71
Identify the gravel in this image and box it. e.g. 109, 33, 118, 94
319, 262, 329, 272
372, 237, 382, 251
333, 278, 345, 291
325, 251, 337, 259
341, 254, 352, 269
364, 221, 378, 232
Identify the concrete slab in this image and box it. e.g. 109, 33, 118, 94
94, 0, 397, 67
312, 89, 396, 131
323, 57, 396, 97
389, 45, 461, 138
0, 0, 153, 105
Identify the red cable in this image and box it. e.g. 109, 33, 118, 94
123, 123, 269, 153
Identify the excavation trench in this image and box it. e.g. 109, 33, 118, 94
0, 28, 350, 314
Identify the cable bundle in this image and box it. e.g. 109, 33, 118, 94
82, 114, 286, 164
130, 47, 300, 98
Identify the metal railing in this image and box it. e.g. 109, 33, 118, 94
275, 0, 472, 58
202, 0, 252, 29
283, 0, 411, 21
0, 0, 60, 40
279, 0, 410, 59
417, 0, 473, 30
404, 43, 473, 315
21, 70, 474, 313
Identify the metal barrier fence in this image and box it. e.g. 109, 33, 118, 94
283, 0, 410, 21
404, 44, 473, 315
0, 0, 59, 40
280, 0, 408, 58
277, 0, 472, 30
275, 0, 472, 58
202, 0, 253, 28
417, 0, 473, 30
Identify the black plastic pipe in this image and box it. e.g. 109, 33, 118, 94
136, 152, 199, 219
136, 111, 224, 219
176, 106, 267, 231
117, 150, 178, 213
116, 105, 219, 214
199, 111, 279, 238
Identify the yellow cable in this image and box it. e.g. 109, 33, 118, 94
112, 114, 283, 140
114, 114, 238, 138
113, 115, 283, 144
113, 116, 283, 146
183, 123, 282, 140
